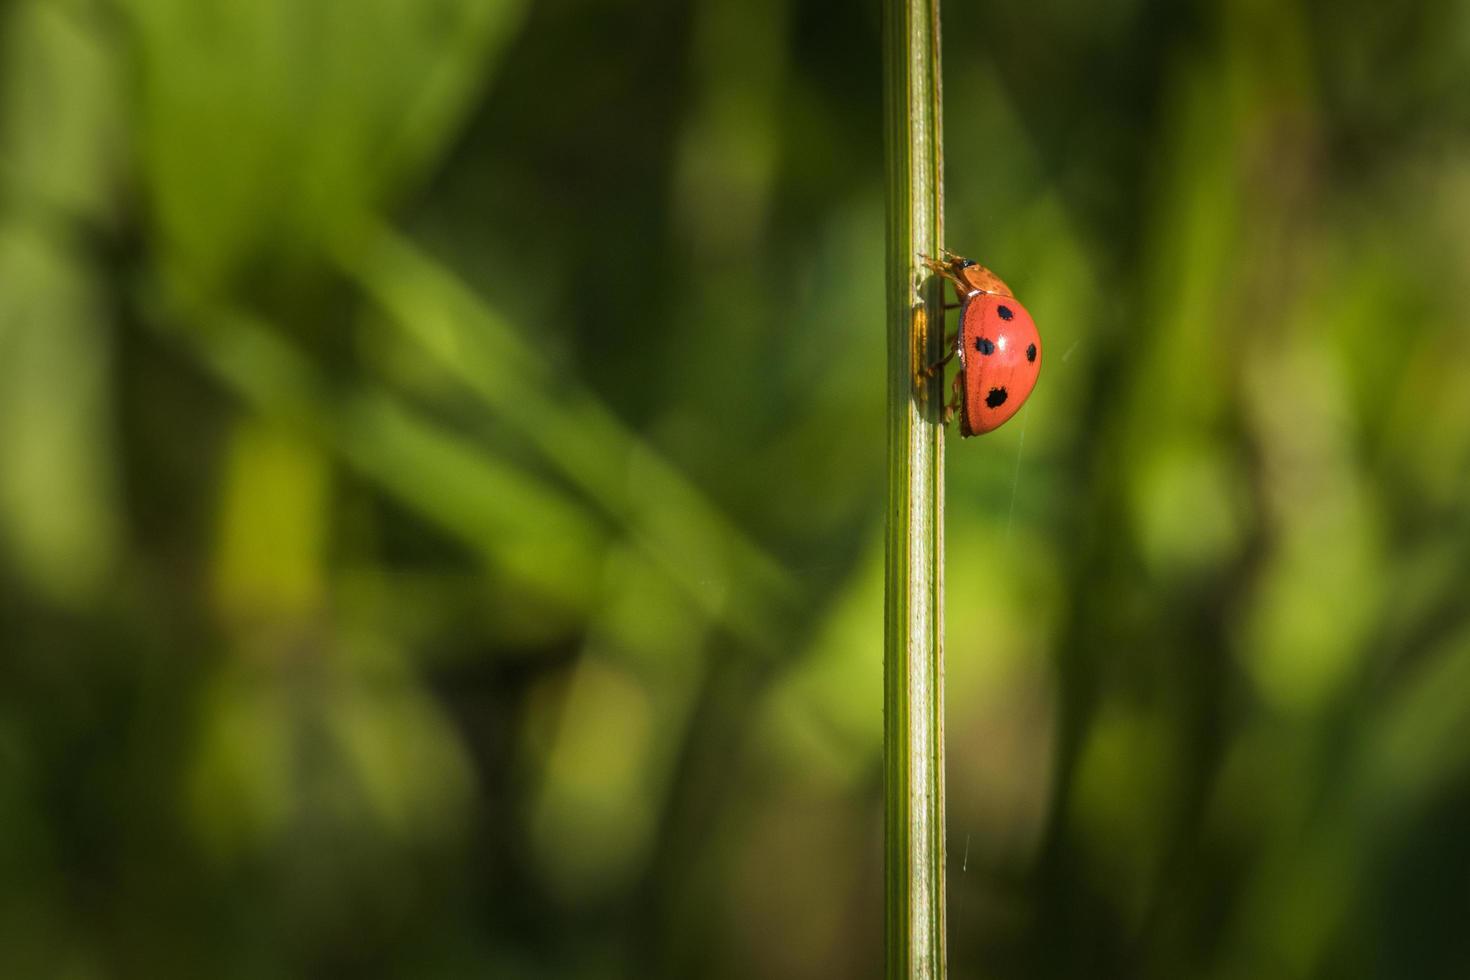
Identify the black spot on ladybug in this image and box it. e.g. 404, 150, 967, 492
1026, 343, 1037, 362
985, 387, 1009, 409
997, 305, 1014, 320
975, 337, 995, 355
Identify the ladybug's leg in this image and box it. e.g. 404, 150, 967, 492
923, 347, 956, 379
942, 370, 964, 425
918, 264, 969, 314
918, 254, 970, 295
923, 329, 963, 378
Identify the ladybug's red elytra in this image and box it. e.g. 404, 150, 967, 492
920, 251, 1041, 436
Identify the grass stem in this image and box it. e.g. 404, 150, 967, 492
882, 0, 947, 977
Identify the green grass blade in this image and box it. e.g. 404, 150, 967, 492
343, 229, 799, 650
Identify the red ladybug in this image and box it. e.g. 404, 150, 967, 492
921, 251, 1041, 436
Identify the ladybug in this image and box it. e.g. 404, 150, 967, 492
921, 250, 1041, 436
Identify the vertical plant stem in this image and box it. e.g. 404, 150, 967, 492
882, 0, 946, 978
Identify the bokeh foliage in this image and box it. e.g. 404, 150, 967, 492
3, 0, 1470, 977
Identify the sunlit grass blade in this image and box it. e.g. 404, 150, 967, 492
181, 304, 609, 615
342, 229, 799, 650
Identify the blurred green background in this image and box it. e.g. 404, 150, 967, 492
4, 0, 1470, 976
